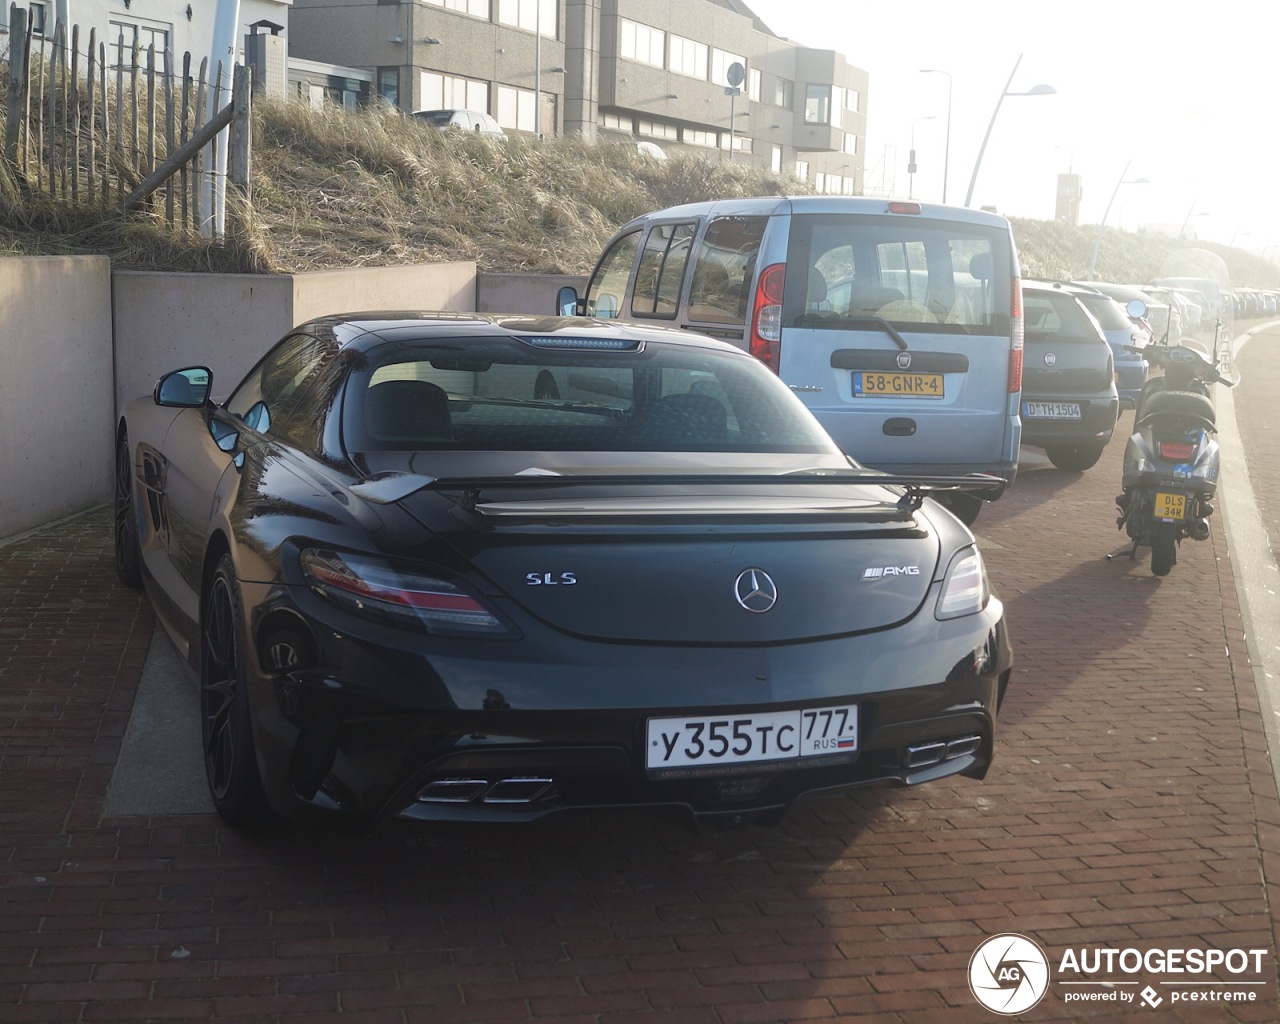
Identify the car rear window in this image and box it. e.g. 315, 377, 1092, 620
1077, 294, 1131, 331
343, 337, 837, 455
1023, 291, 1102, 343
781, 214, 1013, 335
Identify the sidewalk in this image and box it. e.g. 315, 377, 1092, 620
1, 327, 1279, 1022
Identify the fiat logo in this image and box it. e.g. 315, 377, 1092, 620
1044, 352, 1057, 367
896, 352, 912, 370
734, 568, 778, 613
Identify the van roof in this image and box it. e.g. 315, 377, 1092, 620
620, 196, 1012, 229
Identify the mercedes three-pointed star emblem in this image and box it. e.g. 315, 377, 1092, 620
734, 568, 778, 613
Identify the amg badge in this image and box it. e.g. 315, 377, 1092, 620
862, 566, 921, 579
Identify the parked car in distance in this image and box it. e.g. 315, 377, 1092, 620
114, 312, 1012, 832
411, 108, 506, 137
1049, 281, 1151, 408
558, 196, 1025, 525
1019, 282, 1120, 470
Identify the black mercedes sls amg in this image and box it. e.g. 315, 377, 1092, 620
114, 312, 1012, 831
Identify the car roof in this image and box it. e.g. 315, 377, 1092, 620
1025, 279, 1110, 299
297, 311, 744, 356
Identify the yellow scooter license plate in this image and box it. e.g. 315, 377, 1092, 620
1153, 492, 1187, 521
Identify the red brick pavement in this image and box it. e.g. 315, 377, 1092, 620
2, 327, 1280, 1022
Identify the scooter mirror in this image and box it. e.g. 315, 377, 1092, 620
1125, 298, 1148, 320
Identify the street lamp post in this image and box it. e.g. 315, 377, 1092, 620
1087, 160, 1150, 277
919, 68, 952, 203
964, 54, 1056, 208
1178, 202, 1210, 241
908, 115, 935, 200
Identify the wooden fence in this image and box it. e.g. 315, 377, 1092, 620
2, 4, 251, 238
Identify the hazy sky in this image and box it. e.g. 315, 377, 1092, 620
743, 0, 1280, 255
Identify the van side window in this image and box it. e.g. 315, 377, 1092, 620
584, 229, 642, 318
631, 222, 696, 318
687, 216, 766, 324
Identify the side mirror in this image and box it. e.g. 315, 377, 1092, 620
1125, 298, 1148, 320
154, 367, 212, 407
557, 286, 582, 317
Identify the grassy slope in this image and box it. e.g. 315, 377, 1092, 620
0, 97, 1268, 286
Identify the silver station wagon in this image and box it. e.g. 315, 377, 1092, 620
561, 197, 1025, 524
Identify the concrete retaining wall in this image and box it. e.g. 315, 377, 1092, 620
0, 257, 115, 538
113, 262, 476, 410
477, 272, 588, 315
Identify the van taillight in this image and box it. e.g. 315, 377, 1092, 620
1008, 278, 1024, 393
750, 263, 786, 373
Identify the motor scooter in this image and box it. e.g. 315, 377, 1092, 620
1114, 308, 1238, 576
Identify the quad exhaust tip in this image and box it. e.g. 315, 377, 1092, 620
904, 735, 982, 769
418, 776, 554, 805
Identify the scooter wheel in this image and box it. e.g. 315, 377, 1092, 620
1151, 521, 1177, 576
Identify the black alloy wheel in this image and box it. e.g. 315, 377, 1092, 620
1151, 520, 1177, 577
114, 436, 143, 589
201, 553, 269, 825
938, 490, 984, 526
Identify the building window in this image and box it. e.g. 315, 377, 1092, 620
600, 112, 631, 132
637, 119, 678, 140
497, 84, 536, 132
831, 86, 845, 118
843, 133, 858, 156
795, 159, 809, 181
684, 128, 718, 148
26, 1, 48, 34
771, 144, 782, 174
378, 67, 400, 107
668, 34, 707, 79
773, 78, 793, 110
748, 68, 761, 102
421, 72, 489, 113
620, 19, 664, 68
720, 134, 751, 154
814, 171, 825, 192
422, 0, 490, 17
846, 89, 860, 112
710, 48, 745, 88
498, 0, 556, 37
804, 85, 832, 124
109, 19, 171, 70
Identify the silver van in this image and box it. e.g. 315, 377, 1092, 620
559, 196, 1024, 522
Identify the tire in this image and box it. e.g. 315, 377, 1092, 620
1151, 520, 1177, 577
201, 553, 270, 825
534, 372, 560, 400
113, 435, 144, 589
1045, 445, 1105, 472
937, 490, 984, 526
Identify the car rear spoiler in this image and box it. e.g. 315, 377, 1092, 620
348, 470, 1006, 513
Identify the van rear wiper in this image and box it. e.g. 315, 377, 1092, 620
795, 314, 909, 350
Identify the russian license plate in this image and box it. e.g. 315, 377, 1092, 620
1023, 401, 1082, 419
1154, 491, 1187, 520
646, 705, 858, 770
853, 371, 944, 398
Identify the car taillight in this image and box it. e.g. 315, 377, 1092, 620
1008, 278, 1024, 393
300, 548, 508, 634
750, 262, 785, 373
1157, 441, 1195, 461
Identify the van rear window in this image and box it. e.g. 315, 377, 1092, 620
782, 215, 1013, 335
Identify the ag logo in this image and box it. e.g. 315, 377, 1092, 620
968, 933, 1049, 1015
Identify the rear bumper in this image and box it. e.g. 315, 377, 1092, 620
1020, 394, 1119, 448
238, 580, 1013, 831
